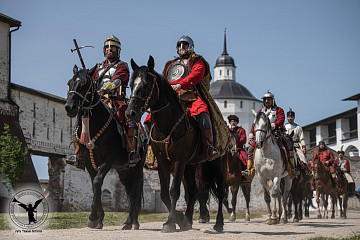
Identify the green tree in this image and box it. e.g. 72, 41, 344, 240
0, 123, 28, 192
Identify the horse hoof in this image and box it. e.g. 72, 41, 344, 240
265, 218, 272, 224
317, 215, 322, 219
293, 218, 299, 223
343, 216, 347, 219
198, 218, 207, 223
132, 224, 140, 230
162, 223, 176, 233
325, 216, 328, 219
228, 215, 236, 222
180, 223, 192, 231
87, 218, 103, 229
331, 215, 335, 219
213, 224, 224, 233
269, 218, 279, 225
280, 218, 287, 224
122, 224, 132, 230
245, 216, 250, 222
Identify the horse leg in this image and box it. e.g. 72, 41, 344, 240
118, 165, 143, 230
316, 190, 322, 219
183, 165, 197, 231
343, 194, 348, 219
280, 176, 292, 224
213, 160, 225, 233
228, 185, 239, 222
222, 185, 232, 214
287, 194, 293, 220
331, 194, 337, 219
87, 163, 111, 229
323, 194, 329, 219
162, 161, 186, 233
197, 166, 210, 223
264, 188, 272, 224
242, 184, 251, 221
270, 176, 281, 224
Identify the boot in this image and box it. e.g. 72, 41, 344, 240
241, 145, 255, 180
201, 128, 219, 161
289, 154, 300, 177
127, 127, 141, 167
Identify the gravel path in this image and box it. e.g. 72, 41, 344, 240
1, 211, 360, 240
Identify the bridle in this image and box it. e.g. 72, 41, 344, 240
67, 73, 101, 113
253, 115, 272, 143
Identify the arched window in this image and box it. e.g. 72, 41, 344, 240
224, 100, 227, 108
227, 69, 230, 76
219, 70, 222, 76
240, 101, 243, 108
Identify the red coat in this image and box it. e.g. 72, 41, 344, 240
144, 113, 151, 123
165, 59, 209, 117
333, 158, 350, 172
229, 126, 247, 166
92, 59, 129, 97
313, 149, 335, 165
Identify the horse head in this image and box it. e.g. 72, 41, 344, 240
283, 131, 295, 151
252, 109, 271, 149
65, 65, 97, 118
126, 56, 159, 122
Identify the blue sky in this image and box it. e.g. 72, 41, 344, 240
2, 0, 360, 179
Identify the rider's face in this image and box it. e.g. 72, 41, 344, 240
104, 45, 118, 59
287, 116, 295, 124
338, 152, 344, 158
177, 41, 189, 56
319, 143, 325, 149
263, 97, 273, 108
229, 120, 238, 128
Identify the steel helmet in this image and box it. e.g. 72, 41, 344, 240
176, 35, 194, 56
104, 35, 121, 49
262, 90, 274, 100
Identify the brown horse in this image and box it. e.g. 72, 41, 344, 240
333, 167, 349, 218
223, 133, 252, 222
312, 157, 337, 219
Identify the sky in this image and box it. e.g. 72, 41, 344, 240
2, 0, 360, 179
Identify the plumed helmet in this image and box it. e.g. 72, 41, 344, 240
104, 35, 121, 49
287, 107, 295, 117
227, 115, 239, 123
176, 35, 194, 56
337, 145, 345, 154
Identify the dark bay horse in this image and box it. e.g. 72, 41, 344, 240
223, 132, 252, 222
65, 65, 144, 230
333, 168, 349, 218
125, 56, 225, 233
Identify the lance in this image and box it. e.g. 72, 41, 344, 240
71, 39, 94, 69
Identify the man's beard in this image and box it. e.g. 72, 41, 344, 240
106, 50, 118, 60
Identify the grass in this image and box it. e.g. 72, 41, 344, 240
0, 211, 263, 230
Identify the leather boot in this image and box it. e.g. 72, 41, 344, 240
127, 127, 141, 167
242, 145, 255, 180
201, 128, 219, 161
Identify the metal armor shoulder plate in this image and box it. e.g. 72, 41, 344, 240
285, 123, 298, 130
167, 59, 188, 82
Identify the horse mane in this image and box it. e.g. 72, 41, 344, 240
256, 111, 267, 124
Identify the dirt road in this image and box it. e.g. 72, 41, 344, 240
2, 211, 360, 240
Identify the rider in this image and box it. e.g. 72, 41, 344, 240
67, 35, 140, 168
162, 35, 219, 160
227, 115, 248, 169
333, 146, 355, 195
285, 108, 310, 175
312, 140, 338, 188
242, 90, 298, 179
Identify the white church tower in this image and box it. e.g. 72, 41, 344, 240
210, 30, 262, 142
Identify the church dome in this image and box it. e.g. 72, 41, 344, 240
210, 80, 258, 100
215, 54, 235, 67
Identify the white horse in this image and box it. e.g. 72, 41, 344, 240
252, 109, 292, 224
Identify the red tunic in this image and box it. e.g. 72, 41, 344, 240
333, 158, 350, 172
229, 126, 247, 166
250, 107, 285, 135
165, 59, 209, 117
92, 59, 129, 97
313, 149, 335, 165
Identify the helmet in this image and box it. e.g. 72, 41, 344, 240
176, 35, 194, 56
262, 90, 277, 107
287, 107, 295, 117
104, 35, 121, 49
227, 115, 239, 123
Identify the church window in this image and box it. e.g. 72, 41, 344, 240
224, 100, 227, 108
219, 70, 222, 76
32, 122, 36, 137
53, 108, 56, 123
33, 103, 36, 118
240, 101, 243, 108
47, 127, 49, 140
253, 102, 255, 109
61, 129, 63, 143
227, 69, 229, 75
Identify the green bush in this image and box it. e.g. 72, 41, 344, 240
0, 123, 28, 191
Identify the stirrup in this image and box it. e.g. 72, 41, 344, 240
241, 169, 251, 177
66, 155, 78, 166
129, 150, 141, 167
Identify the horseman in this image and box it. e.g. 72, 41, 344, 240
285, 108, 311, 175
162, 35, 225, 160
227, 115, 248, 169
67, 35, 140, 168
311, 140, 338, 188
334, 147, 355, 195
242, 90, 299, 180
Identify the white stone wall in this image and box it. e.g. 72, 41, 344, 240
0, 22, 9, 101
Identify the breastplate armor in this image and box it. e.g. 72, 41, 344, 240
96, 62, 119, 89
167, 59, 188, 82
262, 107, 277, 123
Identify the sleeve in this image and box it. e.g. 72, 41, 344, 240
298, 126, 306, 147
169, 60, 205, 89
111, 63, 130, 96
239, 127, 247, 145
275, 107, 285, 128
313, 152, 318, 159
328, 150, 335, 163
333, 159, 339, 166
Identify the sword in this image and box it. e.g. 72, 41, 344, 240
71, 39, 94, 69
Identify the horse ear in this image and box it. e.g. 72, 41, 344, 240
73, 65, 78, 74
148, 55, 154, 71
265, 109, 271, 116
251, 109, 257, 117
290, 131, 294, 138
131, 58, 139, 70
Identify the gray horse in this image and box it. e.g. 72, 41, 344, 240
252, 109, 292, 224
